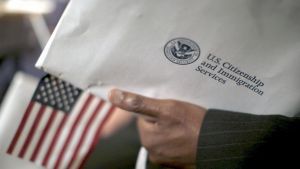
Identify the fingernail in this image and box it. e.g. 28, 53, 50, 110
110, 89, 125, 104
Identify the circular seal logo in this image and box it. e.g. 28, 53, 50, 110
164, 38, 200, 65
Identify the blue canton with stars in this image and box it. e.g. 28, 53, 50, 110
33, 75, 82, 113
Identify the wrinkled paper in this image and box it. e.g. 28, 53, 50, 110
37, 0, 300, 116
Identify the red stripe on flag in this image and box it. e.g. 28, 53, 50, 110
19, 105, 46, 158
30, 110, 58, 162
42, 114, 68, 167
54, 95, 94, 169
7, 101, 35, 154
66, 100, 105, 168
79, 106, 115, 169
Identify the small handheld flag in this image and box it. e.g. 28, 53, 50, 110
6, 74, 115, 169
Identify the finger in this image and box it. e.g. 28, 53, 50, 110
137, 117, 158, 134
108, 89, 164, 117
137, 118, 160, 150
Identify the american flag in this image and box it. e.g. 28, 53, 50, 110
6, 74, 115, 169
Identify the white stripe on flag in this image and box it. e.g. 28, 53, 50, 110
46, 93, 90, 169
59, 97, 101, 169
34, 112, 65, 166
11, 103, 41, 156
69, 102, 113, 169
23, 107, 53, 160
6, 89, 113, 169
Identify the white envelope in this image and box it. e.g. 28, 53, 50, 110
37, 0, 300, 116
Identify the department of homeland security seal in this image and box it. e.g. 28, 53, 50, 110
164, 38, 200, 65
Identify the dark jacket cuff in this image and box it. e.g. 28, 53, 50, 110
196, 109, 299, 169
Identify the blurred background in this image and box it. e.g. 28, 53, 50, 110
0, 0, 69, 102
0, 1, 143, 168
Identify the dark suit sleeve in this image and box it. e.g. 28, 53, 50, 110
197, 109, 300, 169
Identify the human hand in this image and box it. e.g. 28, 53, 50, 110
108, 89, 207, 169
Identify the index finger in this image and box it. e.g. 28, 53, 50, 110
108, 89, 164, 117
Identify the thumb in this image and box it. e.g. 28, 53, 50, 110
108, 89, 164, 117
